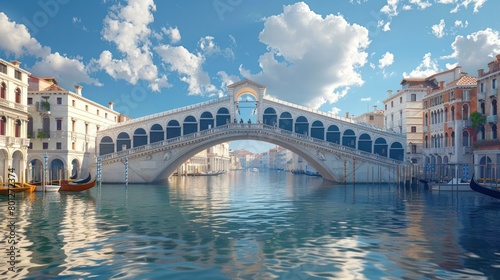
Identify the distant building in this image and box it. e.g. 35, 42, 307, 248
27, 76, 126, 181
474, 54, 500, 178
176, 143, 230, 175
0, 59, 31, 182
422, 70, 477, 174
353, 106, 384, 128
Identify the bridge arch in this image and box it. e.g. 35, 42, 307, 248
216, 107, 231, 126
117, 132, 131, 151
263, 107, 277, 126
150, 124, 164, 143
200, 111, 214, 131
167, 120, 181, 139
183, 115, 198, 135
279, 112, 293, 131
133, 128, 148, 147
295, 116, 309, 135
342, 129, 356, 148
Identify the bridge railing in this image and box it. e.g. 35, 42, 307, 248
100, 123, 403, 166
104, 96, 230, 131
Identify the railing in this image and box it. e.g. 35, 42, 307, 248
488, 88, 498, 98
7, 137, 30, 147
477, 92, 485, 100
487, 115, 498, 123
99, 123, 404, 167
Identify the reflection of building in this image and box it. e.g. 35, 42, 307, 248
0, 59, 30, 182
474, 54, 500, 178
27, 76, 125, 181
422, 69, 477, 172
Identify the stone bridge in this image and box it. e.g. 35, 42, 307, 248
96, 80, 407, 183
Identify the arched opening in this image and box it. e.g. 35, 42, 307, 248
326, 125, 340, 144
200, 112, 214, 131
310, 121, 324, 140
30, 159, 43, 183
389, 142, 404, 161
71, 159, 80, 179
462, 104, 469, 120
0, 82, 5, 99
216, 107, 231, 126
0, 116, 5, 136
99, 136, 115, 155
133, 128, 148, 147
279, 112, 293, 131
183, 116, 198, 135
342, 129, 356, 149
150, 124, 164, 143
294, 116, 309, 135
479, 156, 493, 179
358, 133, 372, 153
374, 138, 387, 157
50, 158, 65, 181
117, 132, 131, 151
263, 107, 277, 126
167, 120, 181, 139
462, 130, 470, 146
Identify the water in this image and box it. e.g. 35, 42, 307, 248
1, 171, 500, 279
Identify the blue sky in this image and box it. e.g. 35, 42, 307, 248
1, 0, 499, 152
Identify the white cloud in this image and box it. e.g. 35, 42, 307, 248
409, 0, 432, 9
95, 0, 168, 92
454, 20, 468, 28
240, 2, 369, 109
378, 52, 394, 69
431, 19, 446, 38
438, 0, 487, 13
0, 12, 51, 58
402, 5, 412, 10
198, 36, 234, 59
360, 97, 372, 102
329, 107, 341, 116
381, 0, 399, 17
162, 26, 181, 44
382, 22, 391, 32
31, 52, 101, 87
445, 28, 500, 73
155, 45, 216, 95
403, 53, 440, 78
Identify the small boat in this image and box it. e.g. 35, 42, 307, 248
59, 178, 97, 192
250, 168, 259, 172
469, 175, 500, 199
35, 184, 61, 192
0, 182, 36, 195
431, 178, 471, 191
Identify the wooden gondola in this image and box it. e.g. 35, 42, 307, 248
469, 175, 500, 199
59, 174, 96, 192
0, 182, 36, 195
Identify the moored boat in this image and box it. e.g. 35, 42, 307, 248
59, 178, 97, 192
431, 178, 471, 191
0, 182, 36, 195
469, 175, 500, 199
35, 184, 61, 192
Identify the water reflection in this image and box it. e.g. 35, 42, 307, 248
0, 171, 499, 279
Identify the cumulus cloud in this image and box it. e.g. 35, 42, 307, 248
454, 20, 468, 28
240, 2, 369, 109
432, 19, 446, 38
403, 52, 440, 78
438, 0, 487, 13
380, 0, 399, 17
444, 28, 500, 73
162, 26, 181, 44
0, 12, 51, 58
94, 0, 168, 91
378, 52, 394, 69
198, 36, 234, 59
409, 0, 432, 9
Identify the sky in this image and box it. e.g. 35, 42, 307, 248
1, 0, 499, 152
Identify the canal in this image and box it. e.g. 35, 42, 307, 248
1, 170, 500, 279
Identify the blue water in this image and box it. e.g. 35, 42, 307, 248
1, 171, 500, 279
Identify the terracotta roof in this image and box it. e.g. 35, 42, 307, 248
42, 83, 67, 91
446, 76, 477, 87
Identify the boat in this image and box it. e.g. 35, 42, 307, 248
250, 168, 259, 172
305, 170, 321, 177
0, 182, 36, 195
35, 184, 61, 192
430, 178, 471, 191
469, 175, 500, 199
59, 178, 97, 192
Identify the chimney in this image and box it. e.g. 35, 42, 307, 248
387, 90, 393, 96
108, 102, 114, 110
75, 85, 83, 96
10, 61, 20, 67
345, 112, 349, 119
478, 69, 484, 77
439, 81, 444, 89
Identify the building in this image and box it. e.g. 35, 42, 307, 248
474, 54, 500, 178
353, 106, 384, 128
0, 59, 31, 182
176, 143, 230, 175
421, 70, 477, 179
384, 66, 465, 166
27, 76, 126, 181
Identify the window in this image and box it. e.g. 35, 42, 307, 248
411, 94, 416, 102
411, 126, 416, 133
450, 90, 454, 100
56, 119, 62, 131
72, 100, 75, 106
15, 88, 21, 103
463, 90, 470, 101
481, 82, 485, 93
27, 97, 33, 105
0, 63, 6, 74
14, 70, 21, 80
72, 119, 76, 131
369, 115, 374, 121
57, 97, 62, 105
400, 96, 402, 103
0, 83, 5, 99
85, 105, 88, 111
97, 109, 100, 116
56, 142, 62, 150
43, 142, 49, 149
85, 123, 88, 135
493, 79, 497, 90
72, 142, 75, 150
391, 101, 393, 108
385, 104, 387, 110
105, 112, 108, 119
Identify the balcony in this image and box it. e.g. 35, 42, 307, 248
444, 147, 454, 155
36, 101, 51, 112
463, 146, 472, 154
477, 92, 486, 101
476, 139, 500, 148
7, 137, 30, 147
487, 115, 498, 124
488, 88, 498, 98
447, 121, 455, 128
36, 129, 50, 139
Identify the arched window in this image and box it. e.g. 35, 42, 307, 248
200, 111, 214, 131
116, 132, 131, 151
99, 136, 115, 155
480, 102, 485, 114
15, 88, 21, 103
0, 82, 5, 99
425, 136, 429, 148
183, 116, 198, 135
150, 124, 164, 143
216, 107, 230, 126
15, 119, 21, 137
444, 132, 449, 147
167, 120, 181, 139
492, 100, 498, 116
451, 131, 455, 147
462, 130, 470, 147
342, 129, 356, 148
492, 124, 498, 140
326, 125, 340, 144
310, 121, 324, 140
263, 107, 277, 126
294, 116, 309, 135
462, 104, 469, 120
133, 128, 147, 147
279, 112, 293, 131
389, 142, 404, 161
374, 138, 388, 157
358, 133, 372, 153
0, 116, 5, 135
450, 106, 455, 121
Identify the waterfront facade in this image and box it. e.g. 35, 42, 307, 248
0, 59, 30, 182
27, 76, 126, 181
474, 55, 500, 178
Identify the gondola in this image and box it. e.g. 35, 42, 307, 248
469, 175, 500, 199
59, 173, 96, 192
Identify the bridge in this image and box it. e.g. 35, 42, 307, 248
96, 80, 407, 183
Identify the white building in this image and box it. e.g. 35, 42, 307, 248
175, 143, 230, 175
0, 59, 31, 182
27, 76, 126, 181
